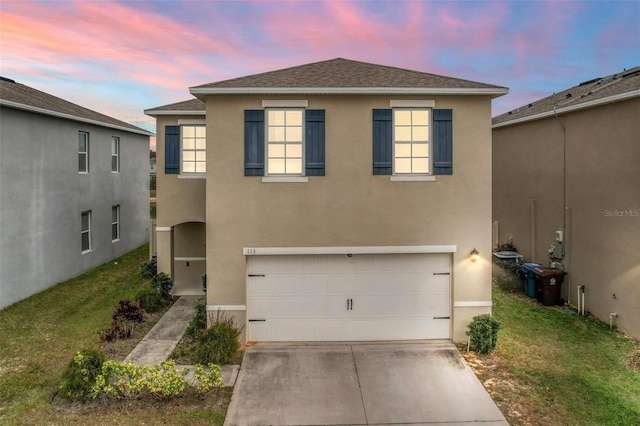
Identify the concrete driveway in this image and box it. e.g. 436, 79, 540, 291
225, 341, 508, 425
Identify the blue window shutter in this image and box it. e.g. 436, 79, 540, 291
244, 110, 265, 176
433, 109, 453, 175
373, 109, 392, 175
165, 125, 180, 174
305, 110, 325, 176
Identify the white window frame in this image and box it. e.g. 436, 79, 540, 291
78, 132, 89, 173
392, 108, 432, 176
111, 137, 120, 173
265, 108, 305, 176
111, 205, 120, 242
181, 124, 206, 174
81, 210, 92, 253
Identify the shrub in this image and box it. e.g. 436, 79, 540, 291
59, 349, 105, 401
194, 310, 243, 365
100, 319, 133, 342
185, 302, 207, 338
467, 314, 500, 354
139, 256, 157, 278
151, 272, 173, 299
136, 286, 167, 313
113, 300, 145, 323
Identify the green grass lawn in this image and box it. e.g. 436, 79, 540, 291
0, 246, 226, 425
486, 264, 640, 425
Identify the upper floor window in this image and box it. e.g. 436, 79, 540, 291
111, 205, 120, 242
393, 109, 430, 174
111, 137, 120, 172
182, 125, 206, 173
266, 109, 303, 175
78, 132, 89, 173
81, 210, 92, 253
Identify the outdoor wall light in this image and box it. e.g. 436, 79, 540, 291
470, 248, 479, 262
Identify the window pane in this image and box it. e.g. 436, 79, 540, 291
286, 110, 303, 125
111, 138, 118, 154
112, 156, 118, 172
78, 134, 87, 151
413, 143, 429, 157
268, 110, 285, 125
412, 110, 429, 125
82, 233, 90, 251
413, 126, 429, 141
286, 144, 302, 158
268, 158, 285, 174
183, 126, 195, 137
183, 139, 195, 150
286, 158, 302, 174
413, 157, 429, 173
195, 138, 206, 150
79, 154, 87, 172
395, 158, 411, 173
286, 126, 302, 142
196, 162, 206, 173
394, 110, 411, 126
195, 126, 206, 137
183, 162, 195, 173
81, 213, 89, 230
112, 224, 118, 241
268, 127, 285, 142
395, 144, 411, 158
112, 206, 118, 222
268, 144, 285, 158
183, 151, 195, 161
395, 127, 412, 141
195, 151, 206, 161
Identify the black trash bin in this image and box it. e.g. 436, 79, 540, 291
533, 267, 566, 306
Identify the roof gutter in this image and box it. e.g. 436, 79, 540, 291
493, 89, 640, 128
1, 99, 154, 136
144, 109, 206, 117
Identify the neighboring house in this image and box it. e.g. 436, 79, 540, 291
492, 67, 640, 338
0, 77, 152, 310
145, 58, 507, 342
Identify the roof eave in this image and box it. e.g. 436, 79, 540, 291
493, 89, 640, 128
190, 86, 509, 98
1, 99, 154, 136
144, 109, 206, 117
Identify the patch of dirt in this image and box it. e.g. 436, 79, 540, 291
627, 350, 640, 371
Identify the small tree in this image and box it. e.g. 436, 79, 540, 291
467, 314, 500, 354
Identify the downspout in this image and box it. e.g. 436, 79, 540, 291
553, 105, 569, 303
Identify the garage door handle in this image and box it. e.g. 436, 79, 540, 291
433, 272, 450, 276
248, 319, 266, 322
248, 274, 265, 277
433, 316, 450, 320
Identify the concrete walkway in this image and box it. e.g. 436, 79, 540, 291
124, 295, 239, 386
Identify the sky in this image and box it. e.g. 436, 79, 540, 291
1, 0, 639, 149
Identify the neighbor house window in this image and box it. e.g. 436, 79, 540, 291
181, 125, 206, 173
111, 137, 120, 172
266, 109, 303, 175
111, 205, 120, 242
81, 211, 92, 252
393, 109, 430, 174
78, 132, 89, 173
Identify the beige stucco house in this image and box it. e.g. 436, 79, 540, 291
493, 66, 640, 338
145, 58, 507, 343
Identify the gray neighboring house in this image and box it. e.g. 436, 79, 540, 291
0, 76, 152, 310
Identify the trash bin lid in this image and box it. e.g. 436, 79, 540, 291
522, 263, 544, 272
533, 267, 566, 277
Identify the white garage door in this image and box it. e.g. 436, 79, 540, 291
246, 253, 451, 341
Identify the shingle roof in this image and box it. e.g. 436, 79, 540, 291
493, 66, 640, 127
144, 98, 206, 116
190, 58, 507, 96
0, 77, 152, 135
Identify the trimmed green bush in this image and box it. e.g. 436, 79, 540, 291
185, 302, 207, 338
194, 310, 242, 365
151, 272, 172, 299
59, 349, 105, 401
139, 256, 157, 278
136, 286, 167, 313
467, 314, 500, 354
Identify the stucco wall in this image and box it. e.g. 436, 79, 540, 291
0, 107, 149, 309
493, 97, 640, 338
201, 94, 494, 342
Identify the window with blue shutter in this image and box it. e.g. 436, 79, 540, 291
372, 109, 392, 175
305, 110, 325, 176
164, 125, 180, 174
433, 109, 453, 175
244, 110, 265, 176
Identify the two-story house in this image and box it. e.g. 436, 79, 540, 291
145, 58, 507, 342
0, 77, 152, 310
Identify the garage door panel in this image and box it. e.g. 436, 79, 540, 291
250, 296, 328, 318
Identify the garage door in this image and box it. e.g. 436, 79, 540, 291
246, 253, 451, 341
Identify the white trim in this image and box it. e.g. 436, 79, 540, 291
207, 305, 247, 311
0, 99, 154, 136
178, 119, 206, 125
390, 100, 435, 108
390, 175, 436, 182
177, 174, 206, 179
493, 90, 640, 128
262, 100, 308, 108
243, 245, 457, 256
261, 176, 309, 183
191, 87, 508, 96
175, 257, 206, 262
454, 301, 493, 308
144, 109, 206, 116
156, 227, 172, 232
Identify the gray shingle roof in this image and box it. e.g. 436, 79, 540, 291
190, 58, 507, 95
493, 66, 640, 126
0, 77, 152, 135
144, 98, 206, 116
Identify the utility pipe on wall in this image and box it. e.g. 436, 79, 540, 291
609, 313, 618, 330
